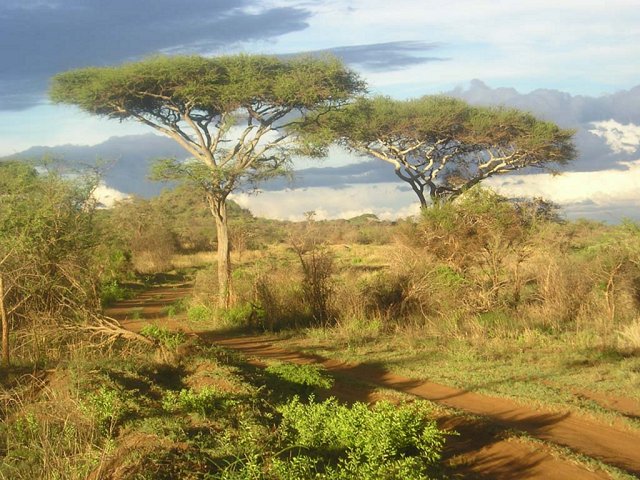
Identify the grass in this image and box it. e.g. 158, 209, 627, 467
162, 230, 640, 430
160, 298, 188, 317
277, 329, 640, 428
175, 213, 640, 430
0, 337, 448, 480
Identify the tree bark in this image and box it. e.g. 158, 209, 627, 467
208, 196, 232, 309
0, 275, 9, 368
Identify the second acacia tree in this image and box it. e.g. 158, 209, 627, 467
317, 96, 576, 206
51, 55, 365, 307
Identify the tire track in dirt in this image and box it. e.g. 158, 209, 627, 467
110, 284, 637, 479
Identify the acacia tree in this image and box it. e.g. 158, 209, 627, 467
318, 96, 576, 206
51, 55, 365, 307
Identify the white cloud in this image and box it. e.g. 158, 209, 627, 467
93, 183, 129, 208
232, 160, 640, 223
486, 159, 640, 220
589, 120, 640, 154
231, 183, 420, 221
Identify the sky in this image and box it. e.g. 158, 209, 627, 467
1, 0, 639, 221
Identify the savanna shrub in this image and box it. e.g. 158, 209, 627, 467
294, 243, 336, 326
140, 325, 187, 349
274, 396, 445, 479
187, 304, 214, 323
265, 362, 334, 390
162, 386, 228, 417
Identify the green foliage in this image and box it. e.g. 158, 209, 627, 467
274, 396, 445, 479
0, 160, 103, 366
187, 304, 215, 323
140, 324, 187, 349
417, 188, 530, 268
220, 303, 260, 327
162, 387, 229, 417
80, 386, 130, 432
432, 265, 467, 287
51, 54, 365, 117
311, 94, 575, 203
265, 362, 334, 390
100, 279, 133, 306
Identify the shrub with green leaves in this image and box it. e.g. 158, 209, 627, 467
140, 324, 187, 349
162, 387, 231, 417
220, 302, 259, 327
187, 304, 214, 323
266, 362, 334, 390
80, 386, 130, 433
274, 396, 445, 479
100, 279, 132, 307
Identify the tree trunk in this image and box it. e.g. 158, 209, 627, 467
0, 275, 9, 368
208, 197, 232, 309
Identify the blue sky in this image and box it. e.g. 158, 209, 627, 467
1, 0, 639, 220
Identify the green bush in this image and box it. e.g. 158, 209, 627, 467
274, 396, 445, 479
80, 386, 130, 432
220, 303, 260, 327
140, 324, 187, 349
99, 279, 131, 306
162, 386, 230, 417
187, 304, 214, 323
266, 362, 334, 390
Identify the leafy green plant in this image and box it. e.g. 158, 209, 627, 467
220, 303, 261, 327
162, 298, 188, 317
100, 279, 132, 306
266, 362, 334, 390
274, 396, 445, 479
80, 386, 128, 432
187, 304, 214, 323
140, 324, 187, 349
162, 386, 230, 417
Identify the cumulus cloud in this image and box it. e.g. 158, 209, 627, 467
448, 80, 640, 172
589, 120, 640, 154
449, 80, 640, 127
92, 183, 129, 208
486, 159, 640, 221
231, 183, 420, 221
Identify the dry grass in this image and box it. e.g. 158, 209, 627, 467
171, 251, 215, 269
617, 318, 640, 352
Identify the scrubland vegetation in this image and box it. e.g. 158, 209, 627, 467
2, 157, 639, 478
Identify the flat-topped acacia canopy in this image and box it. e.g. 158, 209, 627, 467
50, 55, 363, 116
314, 95, 576, 205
